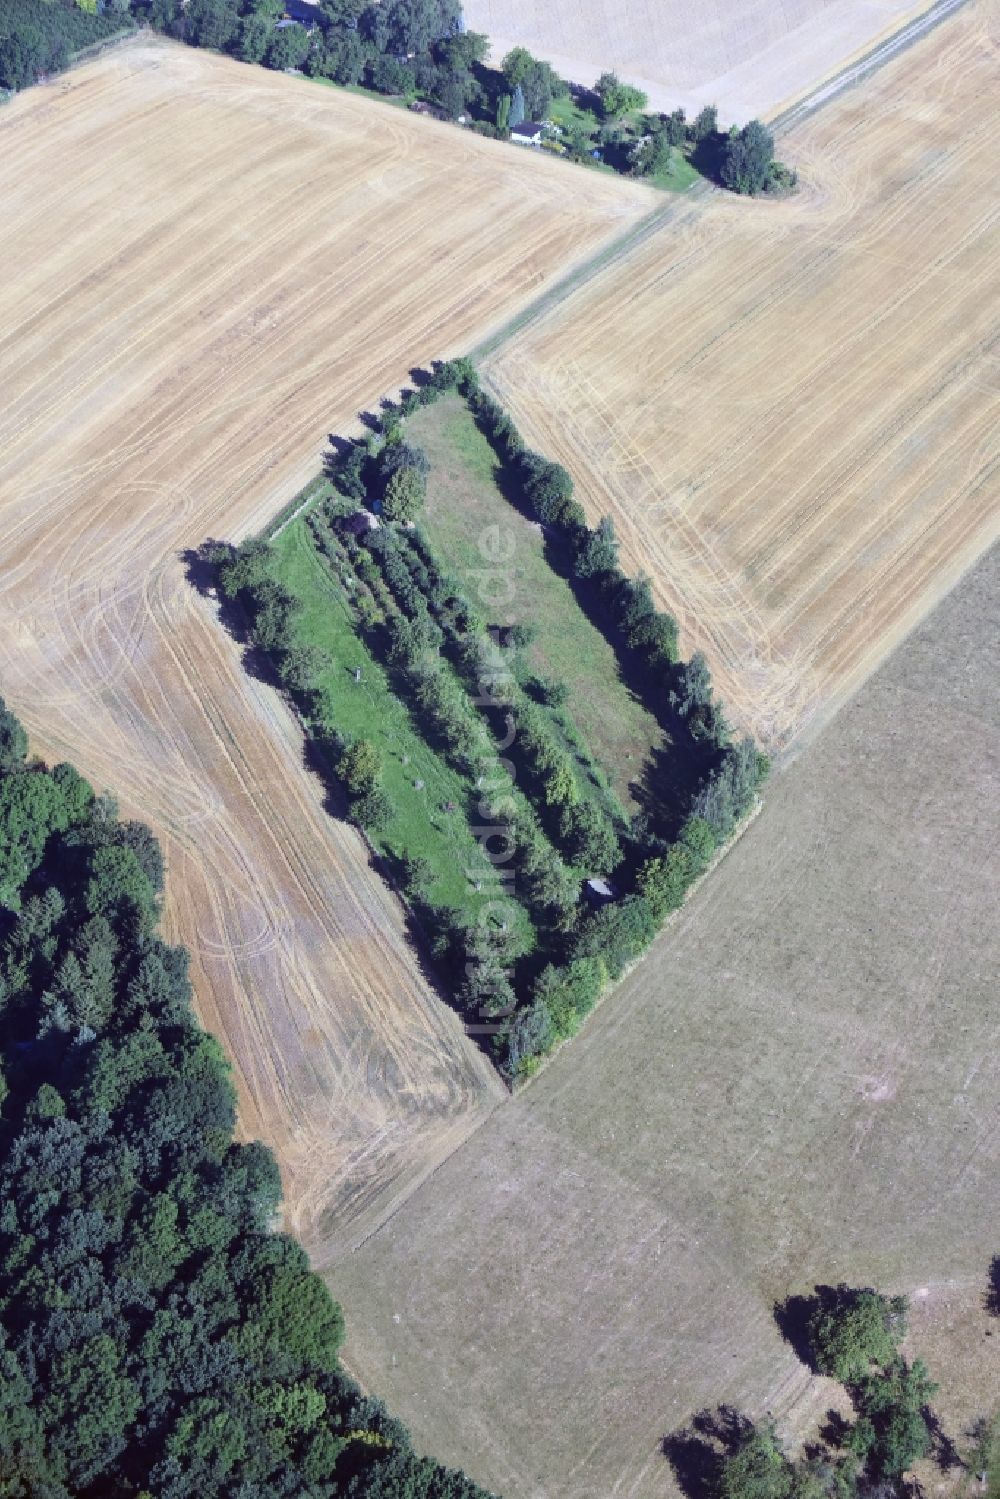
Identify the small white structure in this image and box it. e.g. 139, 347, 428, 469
584, 876, 617, 906
511, 122, 545, 147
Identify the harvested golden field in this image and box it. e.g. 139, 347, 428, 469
483, 0, 1000, 752
465, 0, 936, 121
0, 36, 653, 1262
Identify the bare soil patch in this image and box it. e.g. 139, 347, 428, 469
0, 36, 652, 1262
332, 544, 1000, 1497
482, 1, 1000, 754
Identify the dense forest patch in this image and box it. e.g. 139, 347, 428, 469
0, 696, 494, 1497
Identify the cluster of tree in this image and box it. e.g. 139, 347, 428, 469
721, 118, 797, 196
212, 357, 766, 1078
323, 434, 625, 880
0, 697, 495, 1496
337, 736, 394, 830
621, 104, 796, 193
594, 70, 647, 119
333, 509, 621, 928
674, 1284, 957, 1499
0, 0, 130, 92
39, 0, 799, 203
136, 0, 802, 200
386, 363, 766, 1073
505, 806, 719, 1067
133, 0, 476, 106
462, 381, 683, 692
627, 102, 717, 178
375, 438, 429, 523
494, 44, 567, 127
213, 534, 301, 666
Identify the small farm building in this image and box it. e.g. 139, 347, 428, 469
584, 877, 617, 905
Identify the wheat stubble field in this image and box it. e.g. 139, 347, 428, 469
484, 0, 1000, 754
0, 36, 654, 1262
464, 0, 934, 120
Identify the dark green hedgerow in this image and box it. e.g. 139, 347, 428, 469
208, 358, 767, 1078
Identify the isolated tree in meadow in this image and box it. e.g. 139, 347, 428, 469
721, 118, 775, 194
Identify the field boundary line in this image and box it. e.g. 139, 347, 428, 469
508, 796, 765, 1093
469, 194, 708, 365
470, 0, 972, 370
769, 0, 973, 134
261, 474, 333, 542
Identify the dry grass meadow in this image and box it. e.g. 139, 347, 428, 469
483, 0, 1000, 754
333, 542, 1000, 1499
0, 35, 654, 1262
463, 0, 935, 120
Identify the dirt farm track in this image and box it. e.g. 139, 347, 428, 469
485, 0, 1000, 753
0, 37, 653, 1260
